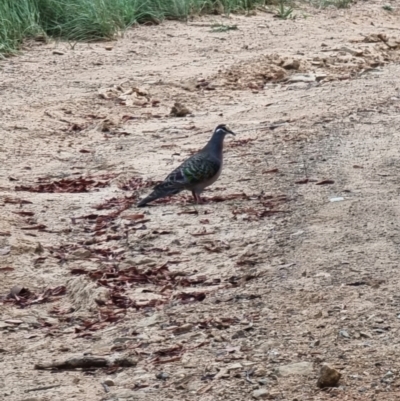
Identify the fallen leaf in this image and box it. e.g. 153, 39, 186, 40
190, 229, 215, 237
12, 211, 35, 217
316, 179, 335, 185
295, 178, 310, 184
21, 224, 47, 230
124, 214, 145, 220
0, 267, 14, 272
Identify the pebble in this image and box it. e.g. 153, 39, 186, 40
173, 323, 193, 334
103, 378, 115, 386
252, 388, 269, 399
339, 330, 350, 338
275, 362, 313, 377
156, 372, 169, 380
317, 364, 341, 388
288, 73, 316, 83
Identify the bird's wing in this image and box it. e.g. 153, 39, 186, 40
163, 153, 220, 188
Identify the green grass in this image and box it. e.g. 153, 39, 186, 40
0, 0, 42, 56
0, 0, 269, 56
275, 0, 295, 19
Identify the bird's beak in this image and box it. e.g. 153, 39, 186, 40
226, 126, 236, 136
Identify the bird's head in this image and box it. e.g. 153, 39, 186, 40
214, 124, 236, 137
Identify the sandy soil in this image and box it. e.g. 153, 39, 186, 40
2, 1, 400, 400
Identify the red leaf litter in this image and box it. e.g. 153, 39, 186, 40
15, 173, 119, 193
68, 263, 213, 313
2, 285, 66, 308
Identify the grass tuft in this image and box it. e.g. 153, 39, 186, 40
0, 0, 270, 56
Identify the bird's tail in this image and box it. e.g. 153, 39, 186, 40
137, 183, 182, 207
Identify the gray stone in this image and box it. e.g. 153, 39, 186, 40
275, 362, 313, 377
252, 388, 269, 399
288, 74, 316, 83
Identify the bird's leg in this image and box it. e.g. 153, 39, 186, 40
191, 191, 203, 204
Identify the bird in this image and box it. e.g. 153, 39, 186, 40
137, 124, 236, 207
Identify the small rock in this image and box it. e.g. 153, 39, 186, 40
173, 323, 193, 334
52, 50, 64, 55
103, 378, 115, 386
156, 372, 169, 380
317, 364, 341, 388
282, 59, 300, 70
275, 362, 313, 377
316, 73, 327, 81
381, 371, 394, 384
340, 46, 363, 56
339, 330, 350, 338
105, 46, 113, 51
252, 388, 269, 399
170, 102, 191, 117
288, 74, 316, 83
4, 319, 23, 325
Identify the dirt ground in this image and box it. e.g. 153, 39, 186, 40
2, 1, 400, 400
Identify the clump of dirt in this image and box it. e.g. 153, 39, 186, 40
209, 33, 400, 90
210, 54, 307, 90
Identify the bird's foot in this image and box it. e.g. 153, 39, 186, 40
192, 192, 204, 205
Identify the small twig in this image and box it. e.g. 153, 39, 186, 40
25, 384, 61, 393
101, 382, 110, 393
